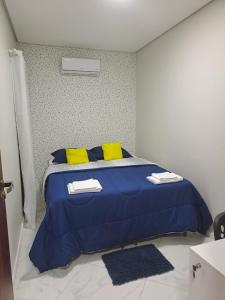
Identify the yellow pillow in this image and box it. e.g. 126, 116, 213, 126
66, 148, 89, 165
102, 142, 123, 161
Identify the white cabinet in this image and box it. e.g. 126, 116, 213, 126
189, 239, 225, 300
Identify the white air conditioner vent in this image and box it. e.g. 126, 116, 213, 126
62, 57, 100, 76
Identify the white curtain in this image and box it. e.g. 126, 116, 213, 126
10, 49, 37, 229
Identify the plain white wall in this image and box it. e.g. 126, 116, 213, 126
0, 0, 23, 273
136, 0, 225, 218
18, 44, 136, 193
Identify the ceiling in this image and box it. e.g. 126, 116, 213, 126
5, 0, 212, 52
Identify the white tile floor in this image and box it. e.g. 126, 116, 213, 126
14, 214, 213, 300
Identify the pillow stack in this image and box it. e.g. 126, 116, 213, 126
51, 148, 96, 164
90, 145, 132, 161
51, 142, 132, 165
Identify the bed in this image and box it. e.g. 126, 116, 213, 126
30, 157, 212, 272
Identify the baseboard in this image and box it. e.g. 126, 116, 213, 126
12, 220, 24, 282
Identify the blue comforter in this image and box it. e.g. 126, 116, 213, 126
30, 164, 212, 272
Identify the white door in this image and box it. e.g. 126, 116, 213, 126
0, 0, 23, 273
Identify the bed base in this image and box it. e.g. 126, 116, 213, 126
82, 231, 189, 255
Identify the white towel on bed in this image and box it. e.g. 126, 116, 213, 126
147, 172, 183, 185
151, 172, 181, 181
68, 179, 102, 194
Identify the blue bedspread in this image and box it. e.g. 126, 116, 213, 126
30, 164, 212, 272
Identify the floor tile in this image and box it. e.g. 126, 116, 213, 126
14, 218, 213, 300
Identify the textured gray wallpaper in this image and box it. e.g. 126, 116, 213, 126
18, 44, 136, 189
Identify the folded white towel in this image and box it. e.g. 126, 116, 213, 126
68, 179, 102, 194
151, 172, 181, 181
147, 175, 183, 185
72, 179, 101, 189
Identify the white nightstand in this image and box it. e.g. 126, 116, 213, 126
189, 239, 225, 300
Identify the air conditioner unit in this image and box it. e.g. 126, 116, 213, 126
62, 57, 100, 76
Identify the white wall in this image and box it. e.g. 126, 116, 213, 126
0, 0, 23, 272
136, 0, 225, 218
18, 44, 136, 191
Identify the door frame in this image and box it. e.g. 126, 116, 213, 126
0, 152, 14, 300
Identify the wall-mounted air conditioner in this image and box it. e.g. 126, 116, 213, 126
62, 57, 100, 76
